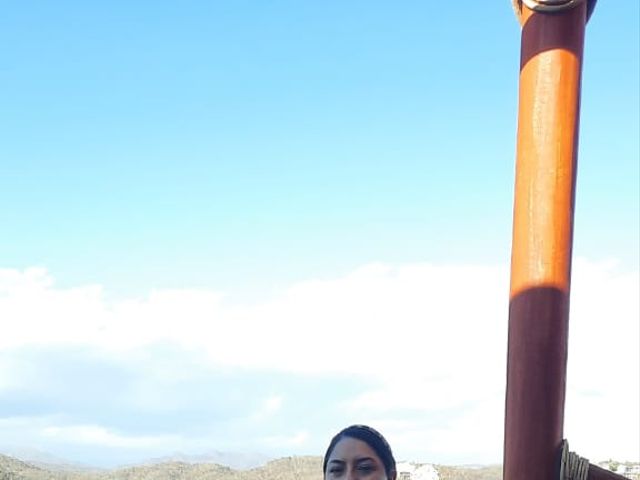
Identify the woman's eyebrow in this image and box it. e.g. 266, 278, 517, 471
329, 460, 346, 465
355, 457, 376, 464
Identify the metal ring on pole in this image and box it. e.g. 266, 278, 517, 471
559, 440, 590, 480
512, 0, 597, 24
523, 0, 586, 13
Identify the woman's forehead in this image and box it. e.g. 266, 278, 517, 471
328, 437, 381, 462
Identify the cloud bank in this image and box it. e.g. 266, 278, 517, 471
0, 259, 637, 466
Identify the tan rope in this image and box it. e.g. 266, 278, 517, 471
559, 440, 590, 480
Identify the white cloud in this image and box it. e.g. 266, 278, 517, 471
261, 431, 309, 448
260, 395, 284, 417
41, 424, 179, 449
564, 258, 640, 462
0, 416, 176, 452
0, 263, 511, 378
245, 395, 285, 424
0, 259, 637, 463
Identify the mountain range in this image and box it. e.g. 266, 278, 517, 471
0, 454, 504, 480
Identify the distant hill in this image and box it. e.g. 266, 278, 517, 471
0, 455, 322, 480
103, 456, 322, 480
435, 464, 502, 480
0, 453, 98, 480
0, 447, 100, 475
146, 450, 271, 470
1, 453, 634, 480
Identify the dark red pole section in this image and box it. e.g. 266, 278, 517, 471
504, 3, 587, 480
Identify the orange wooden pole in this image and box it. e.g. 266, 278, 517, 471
504, 3, 587, 480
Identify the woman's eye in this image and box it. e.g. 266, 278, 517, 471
358, 464, 375, 473
329, 468, 344, 475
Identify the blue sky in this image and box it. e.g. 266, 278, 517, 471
1, 0, 638, 469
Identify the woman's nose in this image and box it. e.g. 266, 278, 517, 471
345, 468, 358, 480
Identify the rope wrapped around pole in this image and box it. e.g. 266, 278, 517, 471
559, 441, 590, 480
558, 441, 629, 480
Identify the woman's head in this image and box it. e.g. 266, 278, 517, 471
323, 425, 396, 480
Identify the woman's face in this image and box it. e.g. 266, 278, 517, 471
325, 437, 393, 480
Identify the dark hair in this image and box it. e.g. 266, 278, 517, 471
323, 425, 396, 478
